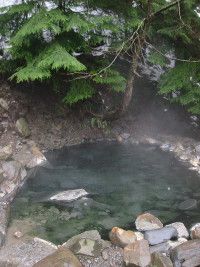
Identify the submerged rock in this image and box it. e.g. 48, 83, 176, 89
109, 227, 143, 248
123, 240, 151, 267
166, 222, 189, 239
144, 226, 178, 246
170, 239, 200, 267
33, 247, 82, 267
16, 117, 31, 137
190, 223, 200, 239
135, 212, 163, 231
49, 189, 89, 203
178, 199, 198, 210
151, 252, 173, 267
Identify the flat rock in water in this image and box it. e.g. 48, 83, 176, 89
144, 226, 178, 246
135, 212, 163, 231
123, 239, 151, 267
49, 189, 89, 203
166, 222, 189, 239
178, 199, 197, 210
151, 252, 173, 267
190, 223, 200, 239
109, 227, 143, 248
33, 247, 82, 267
170, 239, 200, 267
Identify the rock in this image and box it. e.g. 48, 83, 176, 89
14, 145, 47, 168
123, 239, 151, 267
16, 117, 31, 137
178, 199, 198, 210
63, 230, 110, 258
0, 145, 12, 161
120, 133, 130, 140
151, 252, 173, 267
49, 189, 89, 203
0, 237, 57, 266
14, 231, 23, 239
190, 223, 200, 239
0, 98, 9, 111
135, 212, 163, 231
0, 204, 10, 247
33, 247, 82, 267
144, 226, 178, 246
150, 238, 187, 255
2, 161, 22, 180
109, 227, 143, 248
166, 222, 189, 239
170, 239, 200, 267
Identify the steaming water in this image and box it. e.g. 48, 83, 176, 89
11, 142, 200, 244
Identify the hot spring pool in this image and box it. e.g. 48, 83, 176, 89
10, 142, 200, 244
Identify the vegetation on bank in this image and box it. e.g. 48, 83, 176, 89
0, 0, 199, 116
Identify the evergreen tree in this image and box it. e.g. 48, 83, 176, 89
0, 0, 200, 115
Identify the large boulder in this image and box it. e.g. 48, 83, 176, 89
16, 118, 31, 137
123, 239, 151, 267
0, 145, 12, 161
135, 213, 163, 231
0, 237, 57, 266
144, 226, 178, 246
33, 247, 82, 267
109, 227, 143, 247
170, 239, 200, 267
49, 189, 89, 203
151, 252, 173, 267
13, 145, 47, 168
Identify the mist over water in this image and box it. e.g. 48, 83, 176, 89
11, 142, 200, 244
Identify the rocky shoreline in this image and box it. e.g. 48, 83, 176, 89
1, 83, 200, 266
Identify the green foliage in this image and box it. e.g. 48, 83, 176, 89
159, 62, 200, 114
91, 117, 109, 130
63, 80, 95, 105
147, 51, 169, 67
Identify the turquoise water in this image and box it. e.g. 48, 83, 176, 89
11, 142, 200, 244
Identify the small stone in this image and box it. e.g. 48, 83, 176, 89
135, 212, 163, 231
16, 117, 31, 137
144, 226, 178, 246
0, 145, 12, 161
190, 223, 200, 239
123, 239, 151, 267
0, 98, 9, 111
109, 227, 143, 248
14, 231, 23, 239
151, 252, 173, 267
179, 199, 198, 210
166, 222, 189, 239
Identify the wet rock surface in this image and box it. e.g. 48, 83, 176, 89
135, 212, 163, 231
123, 239, 151, 267
49, 189, 89, 203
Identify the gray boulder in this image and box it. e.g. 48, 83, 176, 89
144, 226, 178, 246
